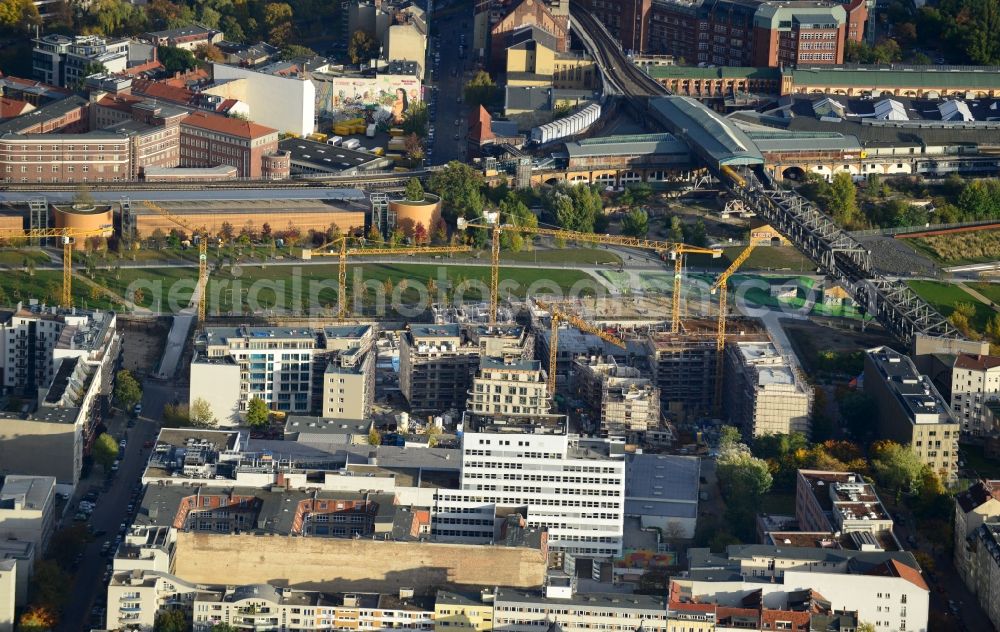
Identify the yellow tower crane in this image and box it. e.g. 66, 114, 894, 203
457, 217, 721, 325
302, 238, 471, 318
709, 235, 767, 411
0, 227, 111, 307
534, 298, 626, 407
142, 201, 209, 323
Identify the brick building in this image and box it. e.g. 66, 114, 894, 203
178, 111, 284, 179
579, 0, 862, 67
0, 132, 130, 184
488, 0, 569, 70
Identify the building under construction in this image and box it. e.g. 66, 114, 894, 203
574, 356, 660, 436
643, 318, 769, 421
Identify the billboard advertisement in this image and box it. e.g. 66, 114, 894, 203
313, 73, 423, 124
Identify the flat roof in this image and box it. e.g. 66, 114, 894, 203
790, 64, 1000, 90
867, 346, 957, 425
0, 189, 369, 205
285, 417, 370, 436
279, 138, 387, 173
565, 133, 690, 158
648, 66, 782, 81
495, 588, 666, 611
0, 474, 54, 510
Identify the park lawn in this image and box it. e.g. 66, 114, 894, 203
0, 269, 119, 311
967, 282, 1000, 306
907, 280, 993, 331
498, 247, 622, 266
687, 246, 814, 272
0, 249, 51, 267
89, 262, 599, 314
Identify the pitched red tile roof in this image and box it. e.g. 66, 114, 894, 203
0, 97, 34, 119
955, 354, 1000, 371
181, 111, 276, 139
132, 78, 195, 106
761, 609, 810, 631
468, 105, 494, 143
865, 558, 929, 591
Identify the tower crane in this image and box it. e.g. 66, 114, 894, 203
534, 298, 626, 408
710, 235, 767, 410
456, 216, 721, 325
0, 227, 111, 307
302, 238, 471, 318
142, 201, 209, 323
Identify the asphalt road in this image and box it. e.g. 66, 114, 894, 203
56, 412, 159, 632
426, 2, 474, 165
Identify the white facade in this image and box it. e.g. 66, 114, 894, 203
950, 354, 1000, 436
188, 359, 242, 426
0, 475, 56, 556
0, 560, 13, 632
467, 359, 548, 417
724, 342, 812, 438
436, 423, 626, 558
212, 63, 316, 136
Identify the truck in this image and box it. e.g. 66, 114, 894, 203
342, 138, 361, 150
326, 135, 343, 146
366, 123, 377, 138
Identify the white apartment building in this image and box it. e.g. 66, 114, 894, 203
723, 341, 812, 438
493, 583, 668, 632
0, 540, 33, 619
436, 415, 626, 558
954, 479, 1000, 593
950, 353, 1000, 436
190, 326, 319, 419
685, 545, 930, 632
467, 358, 548, 417
0, 475, 55, 557
31, 35, 146, 87
320, 325, 376, 420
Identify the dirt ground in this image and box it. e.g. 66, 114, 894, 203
119, 317, 171, 377
782, 317, 896, 379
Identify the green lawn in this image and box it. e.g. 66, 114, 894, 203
89, 262, 599, 314
0, 249, 51, 267
967, 282, 1000, 306
907, 280, 993, 330
687, 246, 815, 272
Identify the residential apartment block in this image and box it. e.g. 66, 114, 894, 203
954, 479, 1000, 594
964, 522, 1000, 631
31, 35, 153, 87
573, 356, 660, 436
864, 346, 960, 482
792, 469, 897, 551
950, 353, 1000, 436
723, 341, 812, 438
434, 590, 494, 632
0, 559, 13, 632
190, 324, 375, 423
0, 475, 55, 559
492, 582, 667, 632
679, 545, 929, 632
467, 358, 548, 417
400, 324, 530, 413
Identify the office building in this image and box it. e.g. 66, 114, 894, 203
467, 358, 548, 417
400, 324, 530, 413
950, 353, 1000, 436
864, 346, 960, 482
577, 0, 865, 67
0, 475, 56, 557
724, 341, 812, 438
573, 356, 660, 436
438, 414, 626, 558
954, 479, 1000, 590
179, 111, 286, 179
680, 545, 929, 632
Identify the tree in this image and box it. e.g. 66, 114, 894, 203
153, 609, 189, 632
18, 605, 57, 631
413, 222, 428, 245
552, 101, 574, 119
826, 172, 859, 226
464, 70, 497, 109
194, 42, 224, 62
404, 133, 425, 162
839, 390, 877, 444
405, 178, 425, 202
114, 369, 142, 410
871, 441, 924, 495
281, 44, 317, 60
428, 161, 485, 227
93, 433, 119, 472
190, 397, 216, 427
210, 625, 238, 632
30, 560, 71, 611
0, 0, 40, 31
401, 102, 429, 137
245, 396, 269, 428
424, 422, 441, 447
158, 46, 196, 73
348, 30, 378, 64
162, 403, 190, 427
621, 209, 649, 238
263, 2, 293, 47
719, 425, 742, 449
368, 427, 381, 446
